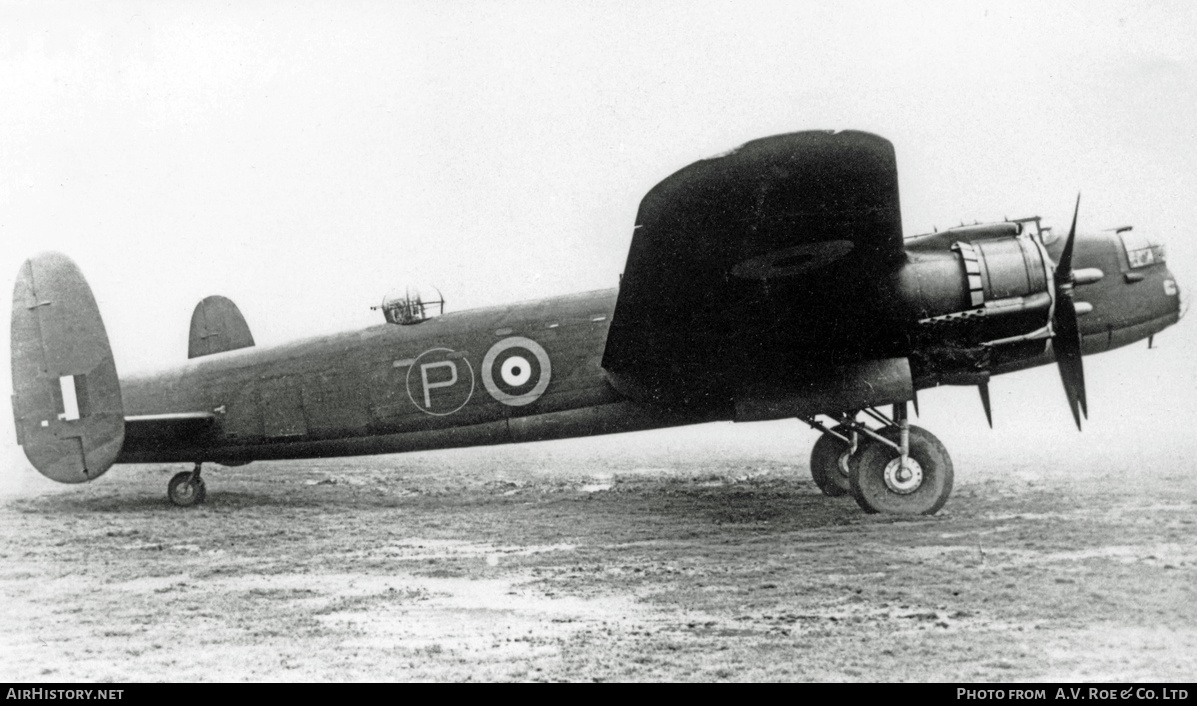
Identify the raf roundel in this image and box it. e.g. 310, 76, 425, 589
482, 336, 552, 406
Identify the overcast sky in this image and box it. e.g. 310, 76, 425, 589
3, 1, 1195, 476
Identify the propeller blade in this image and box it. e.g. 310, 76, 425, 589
978, 382, 993, 429
1054, 280, 1087, 431
1056, 194, 1081, 283
1052, 193, 1087, 430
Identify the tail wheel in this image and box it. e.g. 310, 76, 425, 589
168, 471, 206, 507
809, 424, 857, 497
849, 425, 953, 515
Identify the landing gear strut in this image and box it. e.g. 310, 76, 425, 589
809, 423, 856, 497
168, 463, 207, 507
801, 402, 954, 515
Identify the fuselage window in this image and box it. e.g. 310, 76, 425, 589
1120, 230, 1166, 269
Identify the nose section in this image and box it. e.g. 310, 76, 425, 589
1174, 271, 1188, 320
1077, 231, 1183, 347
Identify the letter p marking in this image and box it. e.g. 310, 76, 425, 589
421, 361, 458, 407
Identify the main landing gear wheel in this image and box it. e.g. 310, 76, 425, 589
809, 424, 857, 497
168, 465, 206, 507
849, 425, 953, 515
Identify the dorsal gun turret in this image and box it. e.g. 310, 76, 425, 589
373, 287, 444, 325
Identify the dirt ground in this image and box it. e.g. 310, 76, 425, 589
1, 436, 1195, 681
2, 354, 1196, 682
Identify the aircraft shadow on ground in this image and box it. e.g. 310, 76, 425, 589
4, 478, 941, 533
6, 493, 172, 515
624, 483, 881, 531
5, 489, 329, 514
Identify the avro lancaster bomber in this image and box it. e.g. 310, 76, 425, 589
11, 131, 1183, 514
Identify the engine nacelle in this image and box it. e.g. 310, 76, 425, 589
896, 223, 1055, 384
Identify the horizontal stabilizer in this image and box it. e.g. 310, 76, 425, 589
11, 253, 124, 483
123, 412, 216, 451
189, 295, 255, 358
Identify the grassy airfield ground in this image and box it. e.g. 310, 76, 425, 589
1, 345, 1195, 682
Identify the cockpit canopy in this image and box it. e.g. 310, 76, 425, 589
376, 287, 444, 325
1117, 227, 1166, 269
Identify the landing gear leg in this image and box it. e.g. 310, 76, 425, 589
848, 403, 954, 515
168, 463, 207, 507
809, 423, 857, 497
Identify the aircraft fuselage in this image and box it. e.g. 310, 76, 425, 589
114, 225, 1181, 468
117, 289, 719, 465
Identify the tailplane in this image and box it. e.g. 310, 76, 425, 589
10, 253, 124, 482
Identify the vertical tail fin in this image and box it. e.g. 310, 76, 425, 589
10, 253, 124, 483
188, 295, 254, 358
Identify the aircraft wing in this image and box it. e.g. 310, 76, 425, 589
603, 130, 910, 408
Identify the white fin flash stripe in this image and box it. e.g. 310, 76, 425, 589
58, 376, 80, 421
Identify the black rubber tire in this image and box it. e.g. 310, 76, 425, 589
809, 425, 854, 497
849, 425, 953, 515
168, 472, 206, 507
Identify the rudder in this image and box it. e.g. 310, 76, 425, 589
10, 253, 125, 483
